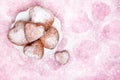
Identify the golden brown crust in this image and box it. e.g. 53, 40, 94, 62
54, 50, 70, 65
24, 22, 45, 43
8, 21, 28, 46
29, 6, 54, 30
23, 40, 44, 59
40, 27, 59, 49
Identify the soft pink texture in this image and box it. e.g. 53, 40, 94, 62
103, 20, 120, 42
92, 1, 110, 21
0, 0, 120, 80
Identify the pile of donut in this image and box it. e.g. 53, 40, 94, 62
8, 6, 69, 65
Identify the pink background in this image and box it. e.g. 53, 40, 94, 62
0, 0, 120, 80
